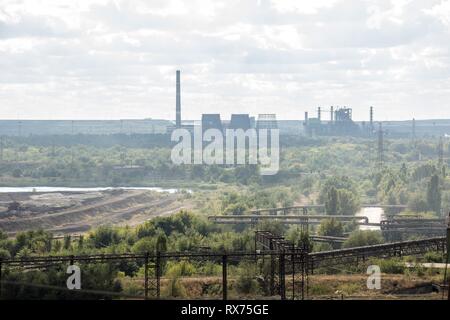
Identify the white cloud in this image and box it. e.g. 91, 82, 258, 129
0, 0, 449, 121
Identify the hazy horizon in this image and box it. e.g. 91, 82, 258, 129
1, 115, 449, 122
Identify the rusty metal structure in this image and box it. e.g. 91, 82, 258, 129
0, 232, 446, 300
381, 217, 447, 241
208, 215, 372, 226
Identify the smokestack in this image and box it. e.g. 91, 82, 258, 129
304, 112, 309, 125
330, 106, 334, 123
176, 70, 181, 128
318, 107, 321, 121
370, 106, 374, 127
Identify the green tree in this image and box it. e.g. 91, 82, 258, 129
325, 187, 338, 215
318, 219, 344, 238
156, 233, 168, 253
408, 193, 428, 212
343, 231, 383, 248
132, 237, 155, 253
89, 226, 121, 248
336, 189, 360, 215
427, 174, 441, 214
63, 235, 71, 250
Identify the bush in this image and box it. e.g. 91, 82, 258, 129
408, 193, 429, 212
165, 277, 187, 298
0, 248, 11, 260
424, 251, 443, 263
370, 258, 405, 274
318, 219, 344, 237
165, 261, 195, 277
235, 262, 258, 294
343, 231, 383, 248
132, 237, 155, 254
89, 226, 122, 248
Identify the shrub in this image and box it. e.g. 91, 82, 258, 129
343, 231, 383, 248
235, 262, 258, 294
370, 258, 405, 274
165, 277, 187, 298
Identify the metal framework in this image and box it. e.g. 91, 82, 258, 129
250, 206, 324, 215
310, 235, 348, 244
381, 218, 447, 241
0, 234, 446, 301
249, 204, 406, 215
209, 215, 372, 226
254, 231, 308, 300
309, 237, 446, 271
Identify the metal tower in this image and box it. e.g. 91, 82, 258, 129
439, 136, 444, 167
176, 70, 181, 128
377, 122, 384, 170
370, 106, 374, 130
0, 136, 3, 162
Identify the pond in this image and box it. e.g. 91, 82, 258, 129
0, 186, 183, 194
356, 207, 384, 231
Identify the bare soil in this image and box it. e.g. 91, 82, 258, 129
0, 189, 192, 235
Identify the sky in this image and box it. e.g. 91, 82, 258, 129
0, 0, 450, 121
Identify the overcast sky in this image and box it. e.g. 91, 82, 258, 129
1, 0, 450, 121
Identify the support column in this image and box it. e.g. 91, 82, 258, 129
144, 253, 149, 300
279, 253, 286, 300
301, 253, 305, 301
270, 255, 275, 296
222, 255, 228, 300
0, 261, 2, 298
446, 215, 450, 300
156, 251, 161, 299
291, 253, 295, 300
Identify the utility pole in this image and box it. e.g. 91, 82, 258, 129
0, 136, 3, 162
222, 255, 228, 300
438, 136, 444, 167
370, 106, 374, 128
330, 106, 334, 123
377, 122, 384, 171
446, 213, 450, 300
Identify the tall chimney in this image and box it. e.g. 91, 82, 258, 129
330, 106, 334, 123
370, 106, 374, 128
304, 112, 309, 125
318, 107, 321, 121
176, 70, 181, 128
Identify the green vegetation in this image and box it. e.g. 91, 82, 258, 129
0, 134, 448, 299
343, 230, 383, 248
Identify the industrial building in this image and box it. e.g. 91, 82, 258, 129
257, 114, 278, 130
304, 106, 375, 137
228, 114, 252, 131
201, 114, 223, 132
4, 70, 442, 138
